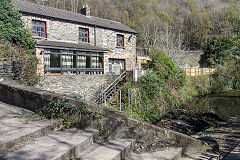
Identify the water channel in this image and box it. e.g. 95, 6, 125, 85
184, 91, 240, 121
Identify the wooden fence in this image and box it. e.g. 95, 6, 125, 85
185, 68, 216, 76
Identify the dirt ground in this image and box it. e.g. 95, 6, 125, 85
156, 109, 222, 135
156, 109, 240, 157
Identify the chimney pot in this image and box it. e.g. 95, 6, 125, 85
81, 4, 90, 16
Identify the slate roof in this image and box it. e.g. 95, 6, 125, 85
36, 40, 108, 52
12, 0, 137, 34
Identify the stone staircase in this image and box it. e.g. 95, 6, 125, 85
126, 147, 182, 160
0, 102, 135, 160
0, 101, 185, 160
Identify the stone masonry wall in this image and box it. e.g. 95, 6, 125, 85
94, 28, 137, 73
35, 48, 44, 75
21, 15, 137, 74
36, 74, 118, 102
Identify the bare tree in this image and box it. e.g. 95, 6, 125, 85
137, 15, 188, 67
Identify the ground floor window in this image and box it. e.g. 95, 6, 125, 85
62, 54, 76, 68
44, 52, 61, 68
77, 56, 86, 68
92, 57, 103, 68
44, 49, 104, 75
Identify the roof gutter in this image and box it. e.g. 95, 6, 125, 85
36, 45, 108, 53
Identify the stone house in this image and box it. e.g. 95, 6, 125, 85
12, 0, 137, 75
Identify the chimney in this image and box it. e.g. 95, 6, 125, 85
81, 4, 90, 16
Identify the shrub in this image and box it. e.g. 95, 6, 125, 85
208, 35, 240, 92
178, 75, 211, 103
0, 41, 39, 86
211, 57, 240, 92
172, 68, 186, 88
201, 36, 234, 66
138, 72, 166, 100
190, 75, 211, 96
0, 0, 36, 54
149, 49, 176, 79
109, 50, 188, 123
20, 56, 39, 86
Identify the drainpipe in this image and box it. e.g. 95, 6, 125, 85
94, 25, 96, 46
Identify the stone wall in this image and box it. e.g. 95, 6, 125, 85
94, 28, 137, 73
35, 48, 44, 75
0, 80, 212, 155
36, 74, 118, 102
21, 15, 137, 74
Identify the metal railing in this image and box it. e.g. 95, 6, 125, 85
0, 60, 22, 78
96, 71, 127, 105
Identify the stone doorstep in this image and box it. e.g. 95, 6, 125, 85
3, 128, 97, 160
76, 139, 136, 160
126, 147, 182, 160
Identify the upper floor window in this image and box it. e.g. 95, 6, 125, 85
116, 34, 124, 48
32, 20, 46, 38
79, 27, 89, 43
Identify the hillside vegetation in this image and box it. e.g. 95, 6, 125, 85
26, 0, 240, 51
0, 0, 38, 85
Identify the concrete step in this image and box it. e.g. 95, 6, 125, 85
3, 128, 97, 160
0, 102, 57, 157
76, 139, 136, 160
126, 147, 182, 160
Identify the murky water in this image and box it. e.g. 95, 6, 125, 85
184, 93, 240, 121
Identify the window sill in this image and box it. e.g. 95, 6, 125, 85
32, 36, 47, 40
116, 47, 125, 49
45, 73, 61, 76
78, 41, 90, 44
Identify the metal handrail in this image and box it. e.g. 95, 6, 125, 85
98, 71, 126, 104
102, 71, 126, 93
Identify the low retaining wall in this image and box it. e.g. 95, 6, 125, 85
36, 74, 118, 102
0, 80, 211, 155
